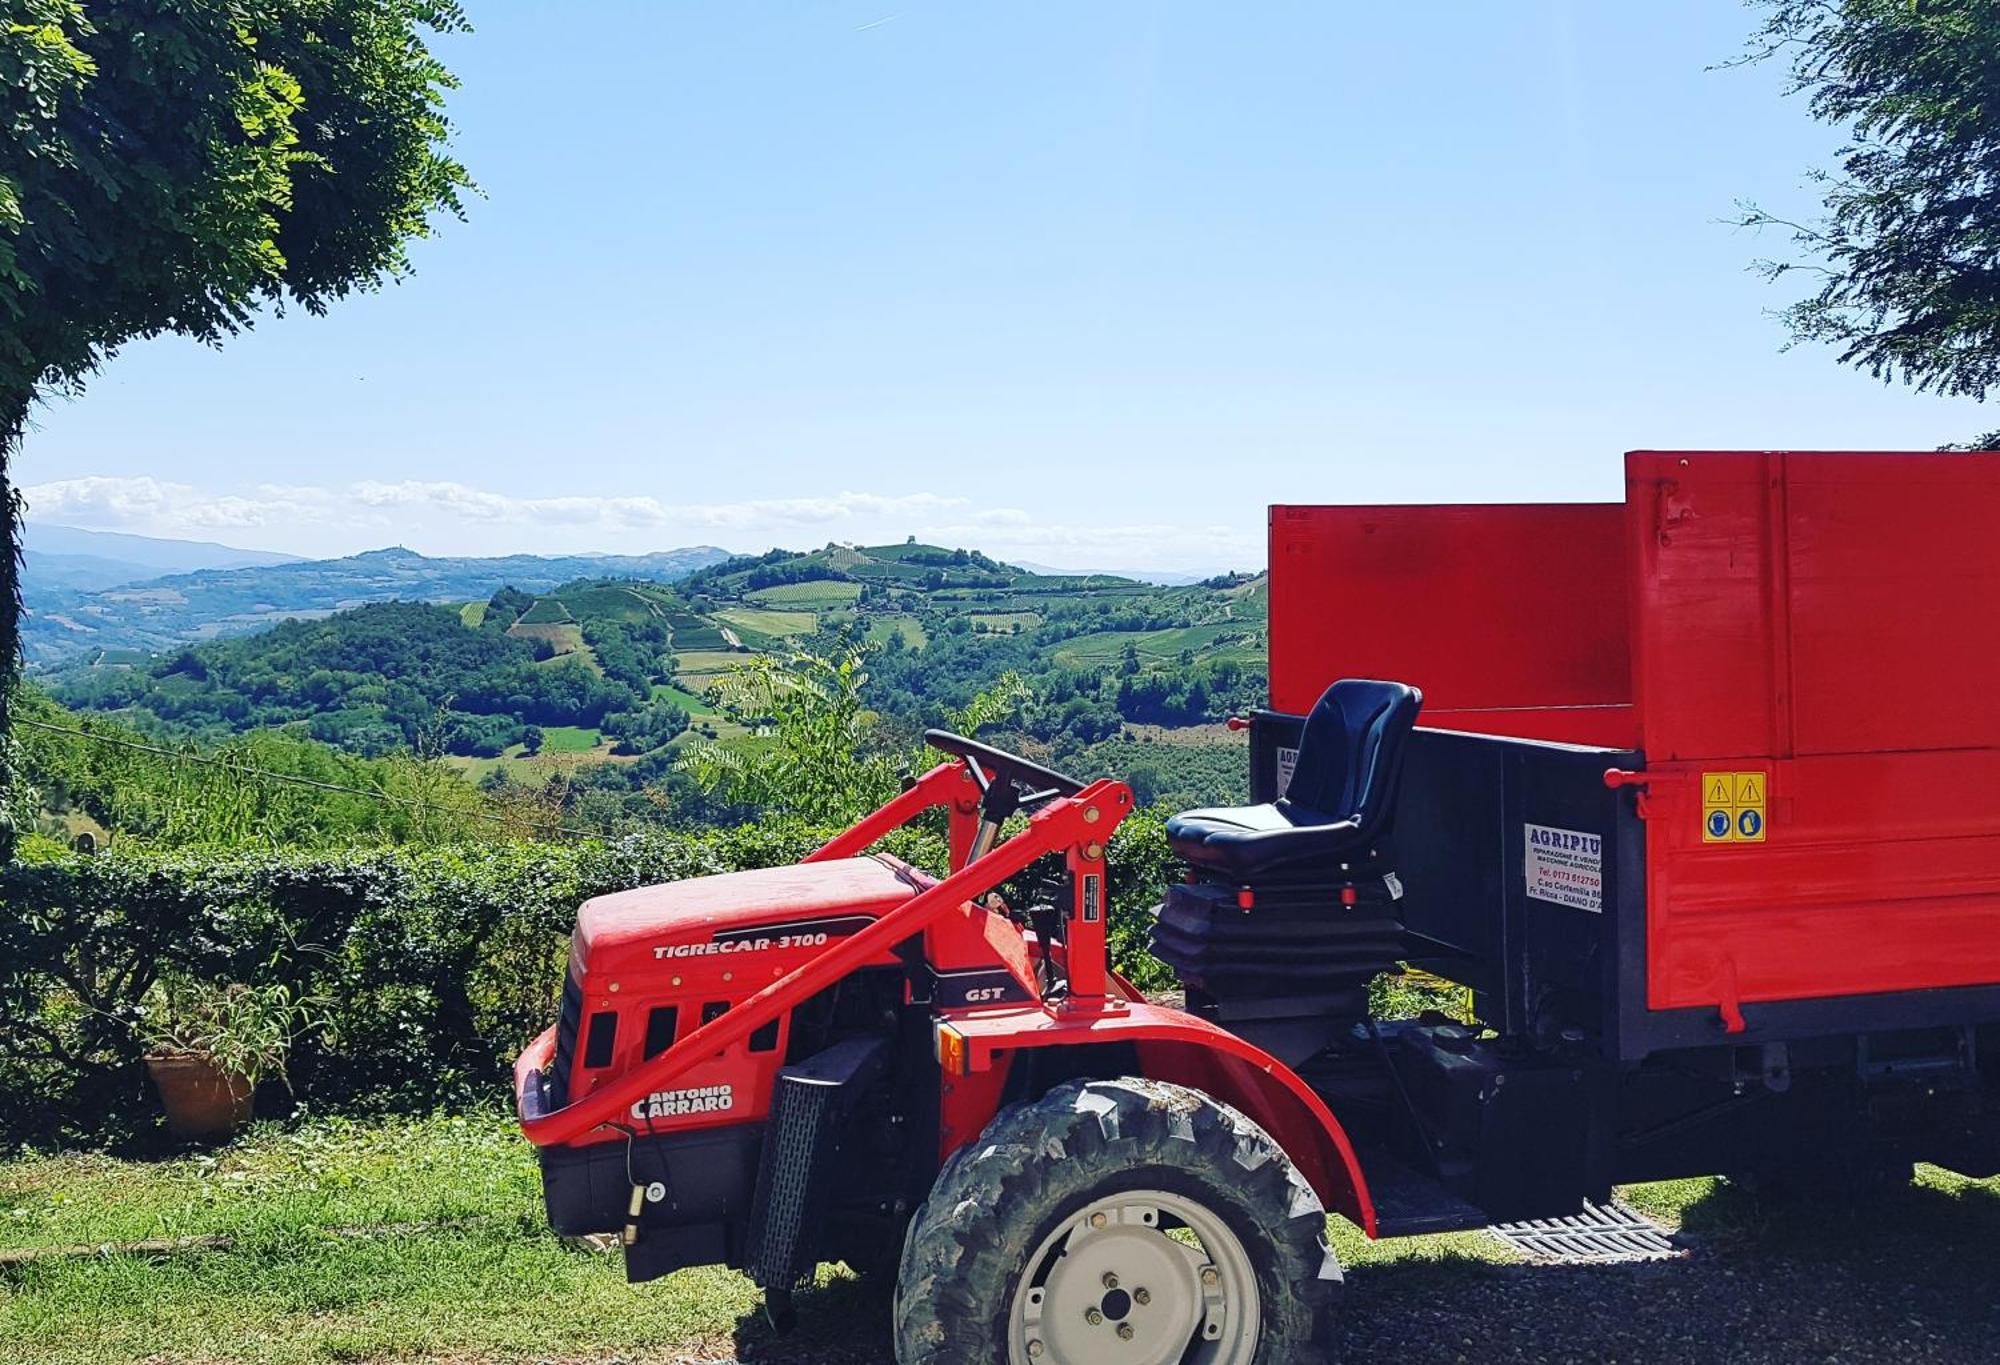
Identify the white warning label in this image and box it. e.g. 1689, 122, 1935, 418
1275, 745, 1300, 797
1524, 823, 1603, 913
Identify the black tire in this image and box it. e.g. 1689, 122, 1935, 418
892, 1076, 1340, 1364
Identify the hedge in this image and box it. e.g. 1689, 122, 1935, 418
0, 812, 1172, 1148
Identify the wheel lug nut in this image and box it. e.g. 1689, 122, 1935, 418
1085, 1307, 1104, 1325
1027, 1341, 1044, 1358
1117, 1323, 1135, 1341
1134, 1287, 1151, 1306
1089, 1212, 1108, 1229
1200, 1267, 1220, 1287
1102, 1272, 1119, 1289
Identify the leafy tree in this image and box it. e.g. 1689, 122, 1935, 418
1736, 1, 2000, 413
483, 586, 536, 630
678, 650, 1030, 824
1, 0, 471, 854
676, 650, 895, 822
1123, 763, 1161, 809
603, 697, 689, 755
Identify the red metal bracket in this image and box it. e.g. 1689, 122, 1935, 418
520, 769, 1133, 1148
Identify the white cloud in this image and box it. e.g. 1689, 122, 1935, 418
20, 474, 1261, 575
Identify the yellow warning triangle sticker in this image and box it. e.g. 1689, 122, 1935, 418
1705, 775, 1733, 805
1736, 774, 1763, 805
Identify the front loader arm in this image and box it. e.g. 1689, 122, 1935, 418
518, 775, 1132, 1148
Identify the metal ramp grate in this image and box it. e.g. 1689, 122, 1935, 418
1490, 1201, 1683, 1265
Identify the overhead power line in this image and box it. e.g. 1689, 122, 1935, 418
16, 716, 600, 840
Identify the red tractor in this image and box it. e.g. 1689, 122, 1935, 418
518, 451, 2000, 1363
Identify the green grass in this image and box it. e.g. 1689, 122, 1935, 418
0, 1114, 841, 1365
712, 607, 816, 644
651, 682, 716, 715
864, 613, 927, 648
457, 601, 488, 628
745, 581, 862, 608
5, 1113, 2000, 1364
664, 612, 728, 651
536, 724, 601, 754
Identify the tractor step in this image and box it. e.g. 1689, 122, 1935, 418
1490, 1201, 1682, 1265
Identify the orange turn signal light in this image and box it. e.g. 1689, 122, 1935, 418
936, 1022, 969, 1076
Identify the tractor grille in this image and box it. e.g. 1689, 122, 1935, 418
745, 1036, 890, 1293
748, 1071, 840, 1292
549, 972, 585, 1107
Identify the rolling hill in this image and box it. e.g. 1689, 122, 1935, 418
21, 543, 733, 666
20, 522, 305, 597
45, 543, 1269, 783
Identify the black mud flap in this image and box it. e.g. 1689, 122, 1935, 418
746, 1033, 892, 1304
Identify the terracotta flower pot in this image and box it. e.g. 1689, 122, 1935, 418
145, 1051, 254, 1140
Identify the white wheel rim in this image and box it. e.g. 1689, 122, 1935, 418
1007, 1188, 1262, 1365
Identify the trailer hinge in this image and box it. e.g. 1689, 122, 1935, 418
1603, 768, 1653, 819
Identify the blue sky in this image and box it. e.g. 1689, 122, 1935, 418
16, 1, 1984, 573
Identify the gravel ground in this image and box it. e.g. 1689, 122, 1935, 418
698, 1178, 2000, 1364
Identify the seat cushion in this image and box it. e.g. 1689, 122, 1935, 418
1168, 802, 1296, 839
1166, 801, 1370, 879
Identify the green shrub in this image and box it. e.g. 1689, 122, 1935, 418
0, 826, 830, 1147
1104, 809, 1176, 994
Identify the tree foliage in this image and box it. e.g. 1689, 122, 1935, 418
1, 0, 469, 403
677, 649, 1031, 824
1738, 0, 2000, 398
0, 0, 471, 852
17, 686, 488, 847
676, 650, 898, 822
51, 601, 639, 755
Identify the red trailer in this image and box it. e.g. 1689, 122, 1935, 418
516, 450, 2000, 1363
1264, 450, 2000, 1043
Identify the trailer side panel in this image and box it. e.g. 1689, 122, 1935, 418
1628, 451, 2000, 1016
1268, 503, 1635, 747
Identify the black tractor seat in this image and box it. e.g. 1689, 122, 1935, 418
1167, 679, 1423, 881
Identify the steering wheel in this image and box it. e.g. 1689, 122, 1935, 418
923, 730, 1086, 815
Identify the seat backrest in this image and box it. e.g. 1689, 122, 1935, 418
1279, 678, 1424, 839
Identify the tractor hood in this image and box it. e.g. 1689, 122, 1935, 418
572, 855, 923, 977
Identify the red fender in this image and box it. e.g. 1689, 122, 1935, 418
941, 1002, 1378, 1236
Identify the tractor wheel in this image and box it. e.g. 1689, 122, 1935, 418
891, 1077, 1339, 1365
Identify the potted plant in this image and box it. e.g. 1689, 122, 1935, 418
137, 979, 319, 1141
